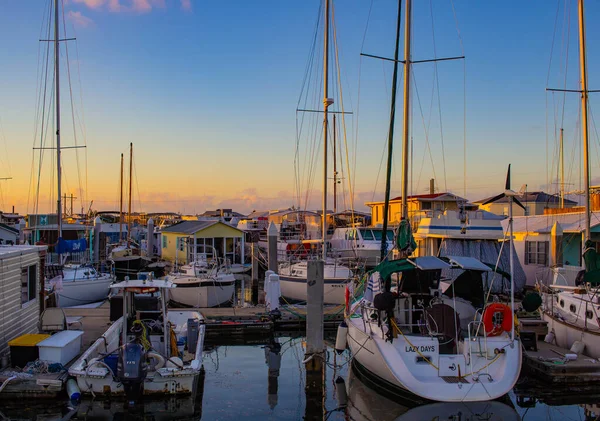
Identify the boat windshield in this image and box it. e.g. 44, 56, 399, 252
359, 228, 374, 241
370, 229, 394, 241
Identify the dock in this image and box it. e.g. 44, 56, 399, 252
518, 315, 600, 386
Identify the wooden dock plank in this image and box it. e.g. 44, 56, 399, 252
522, 341, 600, 384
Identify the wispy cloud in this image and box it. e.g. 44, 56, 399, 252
70, 0, 181, 14
180, 0, 191, 12
71, 0, 105, 9
67, 10, 95, 28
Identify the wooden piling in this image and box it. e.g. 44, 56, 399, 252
267, 222, 278, 273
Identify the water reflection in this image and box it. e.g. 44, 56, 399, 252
2, 335, 599, 420
344, 362, 521, 421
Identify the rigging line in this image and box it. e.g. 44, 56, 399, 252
133, 155, 143, 215
560, 0, 571, 129
411, 70, 438, 194
73, 38, 89, 210
295, 3, 322, 206
450, 0, 467, 197
62, 3, 85, 214
0, 117, 12, 177
28, 0, 52, 215
545, 0, 562, 87
429, 0, 448, 193
36, 62, 56, 217
355, 0, 374, 205
32, 0, 55, 216
331, 3, 355, 218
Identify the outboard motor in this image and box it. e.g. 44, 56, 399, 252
117, 343, 147, 404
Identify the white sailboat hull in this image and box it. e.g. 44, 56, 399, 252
57, 276, 114, 307
542, 311, 600, 359
168, 275, 235, 308
278, 276, 346, 304
346, 317, 522, 402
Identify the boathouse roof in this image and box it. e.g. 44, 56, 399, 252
504, 211, 600, 234
474, 191, 577, 205
161, 220, 243, 235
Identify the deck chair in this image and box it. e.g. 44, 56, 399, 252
39, 307, 68, 333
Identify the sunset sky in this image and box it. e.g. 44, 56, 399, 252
0, 0, 599, 215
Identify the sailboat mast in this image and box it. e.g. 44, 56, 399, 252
333, 113, 337, 214
559, 128, 564, 208
119, 153, 124, 242
55, 0, 62, 238
127, 143, 133, 248
578, 0, 590, 241
400, 0, 412, 222
379, 0, 404, 262
322, 0, 330, 261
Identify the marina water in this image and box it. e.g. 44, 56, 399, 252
0, 334, 597, 420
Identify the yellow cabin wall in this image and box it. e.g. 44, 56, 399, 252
161, 223, 243, 264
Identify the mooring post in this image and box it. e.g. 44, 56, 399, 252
251, 243, 259, 305
267, 222, 278, 273
93, 216, 101, 264
304, 259, 325, 420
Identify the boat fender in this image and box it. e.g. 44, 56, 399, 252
482, 303, 512, 336
335, 321, 348, 354
570, 340, 585, 355
166, 356, 184, 369
565, 353, 578, 361
544, 331, 555, 344
66, 378, 81, 401
147, 351, 165, 370
335, 376, 347, 408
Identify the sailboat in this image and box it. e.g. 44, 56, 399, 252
277, 0, 353, 305
43, 0, 114, 307
539, 0, 600, 359
109, 143, 151, 280
344, 0, 521, 402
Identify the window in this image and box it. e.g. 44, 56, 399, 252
421, 202, 432, 210
359, 229, 374, 241
586, 310, 593, 320
375, 207, 379, 223
177, 237, 185, 251
570, 304, 577, 313
525, 241, 549, 265
560, 299, 564, 308
21, 264, 37, 305
162, 235, 167, 249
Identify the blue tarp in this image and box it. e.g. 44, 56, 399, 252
56, 238, 87, 254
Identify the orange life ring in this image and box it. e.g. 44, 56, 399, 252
482, 303, 513, 336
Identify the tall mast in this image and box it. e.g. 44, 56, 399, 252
333, 114, 337, 213
55, 0, 62, 238
379, 0, 404, 261
400, 0, 412, 222
322, 0, 331, 261
559, 128, 564, 208
119, 153, 124, 242
127, 143, 133, 248
578, 0, 590, 241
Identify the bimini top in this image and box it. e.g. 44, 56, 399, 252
111, 279, 175, 292
374, 256, 450, 281
445, 256, 492, 272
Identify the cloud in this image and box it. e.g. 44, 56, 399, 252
71, 0, 176, 14
71, 0, 105, 9
180, 0, 191, 11
67, 11, 95, 28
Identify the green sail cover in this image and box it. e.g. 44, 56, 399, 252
396, 219, 417, 254
371, 258, 414, 283
583, 240, 600, 285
